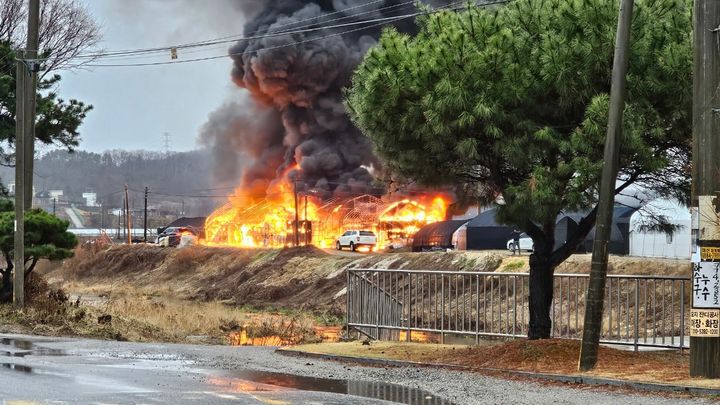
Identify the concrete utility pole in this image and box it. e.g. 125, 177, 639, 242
23, 0, 39, 210
13, 49, 25, 308
52, 197, 55, 215
124, 185, 131, 244
143, 187, 148, 241
293, 180, 299, 247
304, 192, 308, 245
578, 0, 634, 371
690, 0, 720, 378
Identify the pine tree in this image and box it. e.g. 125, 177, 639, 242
347, 0, 691, 338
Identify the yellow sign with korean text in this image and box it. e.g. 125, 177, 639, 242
691, 309, 720, 337
701, 247, 720, 261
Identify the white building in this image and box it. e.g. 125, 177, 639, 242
82, 192, 98, 207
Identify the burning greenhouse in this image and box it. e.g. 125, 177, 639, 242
204, 175, 451, 249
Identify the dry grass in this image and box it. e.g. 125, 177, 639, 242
100, 295, 251, 342
0, 275, 169, 342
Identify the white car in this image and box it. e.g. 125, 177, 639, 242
336, 230, 377, 252
507, 233, 534, 252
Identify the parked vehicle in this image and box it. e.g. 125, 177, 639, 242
157, 226, 197, 247
336, 230, 377, 252
507, 232, 534, 252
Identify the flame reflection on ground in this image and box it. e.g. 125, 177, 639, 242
209, 370, 455, 404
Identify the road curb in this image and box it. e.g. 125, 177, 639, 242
277, 348, 720, 396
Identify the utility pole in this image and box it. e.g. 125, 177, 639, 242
304, 192, 308, 245
293, 180, 299, 247
13, 49, 25, 308
690, 0, 720, 378
578, 0, 634, 371
143, 187, 148, 241
124, 185, 131, 244
23, 0, 39, 210
52, 197, 56, 215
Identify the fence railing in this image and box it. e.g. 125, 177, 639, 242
346, 269, 689, 350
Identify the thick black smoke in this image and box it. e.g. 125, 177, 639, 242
201, 0, 451, 198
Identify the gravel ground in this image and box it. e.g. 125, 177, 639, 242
56, 337, 714, 405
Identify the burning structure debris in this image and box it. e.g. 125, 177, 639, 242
201, 1, 455, 249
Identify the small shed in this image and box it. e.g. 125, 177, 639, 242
412, 220, 469, 252
629, 199, 691, 259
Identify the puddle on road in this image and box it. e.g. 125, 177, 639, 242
2, 363, 32, 373
0, 337, 65, 357
212, 370, 454, 404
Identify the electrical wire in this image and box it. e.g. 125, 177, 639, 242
37, 0, 422, 62
58, 0, 509, 68
73, 0, 485, 68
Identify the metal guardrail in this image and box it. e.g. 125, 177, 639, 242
347, 269, 690, 350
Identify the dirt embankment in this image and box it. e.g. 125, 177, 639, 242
50, 246, 688, 313
49, 245, 504, 311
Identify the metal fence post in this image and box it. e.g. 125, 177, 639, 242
441, 275, 445, 344
513, 276, 517, 337
376, 272, 380, 340
680, 279, 685, 351
407, 272, 412, 342
476, 274, 480, 344
634, 278, 639, 352
346, 269, 351, 335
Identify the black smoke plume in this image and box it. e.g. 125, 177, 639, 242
201, 0, 452, 198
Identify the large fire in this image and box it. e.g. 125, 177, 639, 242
204, 174, 450, 250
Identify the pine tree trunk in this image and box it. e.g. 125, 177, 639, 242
0, 268, 12, 303
528, 252, 554, 339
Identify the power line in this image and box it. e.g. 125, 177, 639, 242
77, 13, 425, 67
61, 0, 417, 61
66, 0, 506, 68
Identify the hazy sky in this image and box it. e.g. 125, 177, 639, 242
59, 1, 247, 153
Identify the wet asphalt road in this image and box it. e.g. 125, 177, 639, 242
0, 333, 714, 405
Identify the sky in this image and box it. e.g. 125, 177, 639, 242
59, 0, 248, 154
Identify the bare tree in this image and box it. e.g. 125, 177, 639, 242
0, 0, 101, 73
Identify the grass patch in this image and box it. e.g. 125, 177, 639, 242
502, 260, 525, 271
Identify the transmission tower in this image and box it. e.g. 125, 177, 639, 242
162, 132, 171, 154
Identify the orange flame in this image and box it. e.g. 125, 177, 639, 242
204, 170, 450, 250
